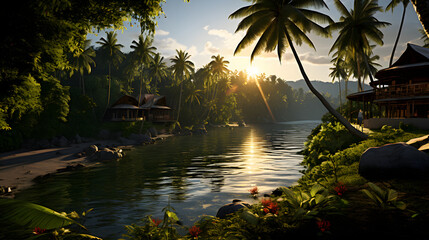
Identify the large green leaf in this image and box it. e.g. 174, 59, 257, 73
0, 199, 83, 230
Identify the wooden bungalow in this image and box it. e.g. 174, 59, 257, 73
104, 95, 143, 121
104, 94, 173, 123
140, 94, 173, 122
347, 44, 429, 129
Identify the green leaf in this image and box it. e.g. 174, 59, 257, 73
240, 210, 259, 225
165, 210, 179, 222
0, 199, 84, 230
310, 184, 325, 197
394, 201, 406, 210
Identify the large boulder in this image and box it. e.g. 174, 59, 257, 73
359, 143, 429, 179
84, 145, 98, 156
148, 127, 158, 137
216, 200, 250, 219
89, 148, 123, 162
129, 133, 152, 144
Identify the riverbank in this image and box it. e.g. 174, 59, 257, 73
0, 134, 173, 196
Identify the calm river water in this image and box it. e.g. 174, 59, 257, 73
16, 121, 320, 239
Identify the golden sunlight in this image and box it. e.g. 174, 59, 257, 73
246, 65, 260, 78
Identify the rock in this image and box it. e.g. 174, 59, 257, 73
148, 127, 158, 137
75, 134, 82, 144
52, 136, 69, 147
406, 135, 429, 149
192, 124, 207, 135
359, 142, 429, 179
84, 145, 98, 156
216, 200, 250, 219
36, 139, 51, 149
238, 120, 246, 127
119, 137, 136, 145
89, 148, 123, 162
98, 129, 111, 139
56, 164, 85, 173
129, 133, 152, 144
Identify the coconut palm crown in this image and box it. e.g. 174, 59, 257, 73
230, 0, 369, 139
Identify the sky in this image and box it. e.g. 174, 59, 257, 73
87, 0, 425, 83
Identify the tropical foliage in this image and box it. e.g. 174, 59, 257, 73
229, 0, 368, 139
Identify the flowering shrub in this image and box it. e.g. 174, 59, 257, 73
316, 219, 331, 232
32, 227, 46, 235
261, 199, 279, 215
334, 182, 347, 196
249, 186, 259, 196
188, 226, 202, 239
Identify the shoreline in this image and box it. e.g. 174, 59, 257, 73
0, 134, 173, 197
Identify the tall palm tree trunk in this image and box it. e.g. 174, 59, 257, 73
107, 63, 111, 107
81, 75, 86, 95
285, 31, 368, 140
389, 5, 407, 67
176, 81, 183, 121
411, 0, 429, 38
138, 70, 143, 105
338, 77, 342, 113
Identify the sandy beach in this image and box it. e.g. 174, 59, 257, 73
0, 142, 103, 195
0, 134, 173, 196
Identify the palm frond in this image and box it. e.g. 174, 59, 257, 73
0, 199, 84, 230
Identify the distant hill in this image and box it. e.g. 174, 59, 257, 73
285, 79, 371, 98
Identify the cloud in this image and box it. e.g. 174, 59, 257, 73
155, 29, 170, 36
202, 41, 220, 55
299, 52, 331, 65
153, 37, 188, 56
203, 25, 210, 31
207, 28, 233, 40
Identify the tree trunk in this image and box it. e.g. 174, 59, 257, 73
107, 63, 111, 107
138, 64, 144, 105
411, 0, 429, 38
389, 5, 407, 67
285, 31, 368, 140
81, 75, 86, 95
176, 81, 183, 122
338, 77, 342, 113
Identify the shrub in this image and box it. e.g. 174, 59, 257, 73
302, 122, 361, 169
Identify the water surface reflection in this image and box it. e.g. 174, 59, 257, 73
16, 121, 320, 239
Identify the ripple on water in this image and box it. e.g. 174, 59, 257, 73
15, 121, 320, 239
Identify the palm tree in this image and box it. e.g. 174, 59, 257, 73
96, 31, 124, 107
386, 0, 410, 67
171, 50, 194, 122
70, 39, 95, 95
130, 34, 157, 104
329, 54, 347, 112
411, 0, 429, 38
148, 53, 168, 93
329, 0, 389, 92
230, 0, 368, 139
208, 55, 230, 100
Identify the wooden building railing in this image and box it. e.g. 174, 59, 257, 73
375, 83, 429, 100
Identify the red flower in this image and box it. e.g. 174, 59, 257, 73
316, 219, 331, 232
152, 218, 162, 227
249, 186, 259, 195
189, 226, 202, 238
334, 182, 347, 196
261, 199, 279, 215
33, 227, 46, 235
261, 199, 271, 207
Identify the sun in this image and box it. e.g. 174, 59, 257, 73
246, 66, 260, 78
